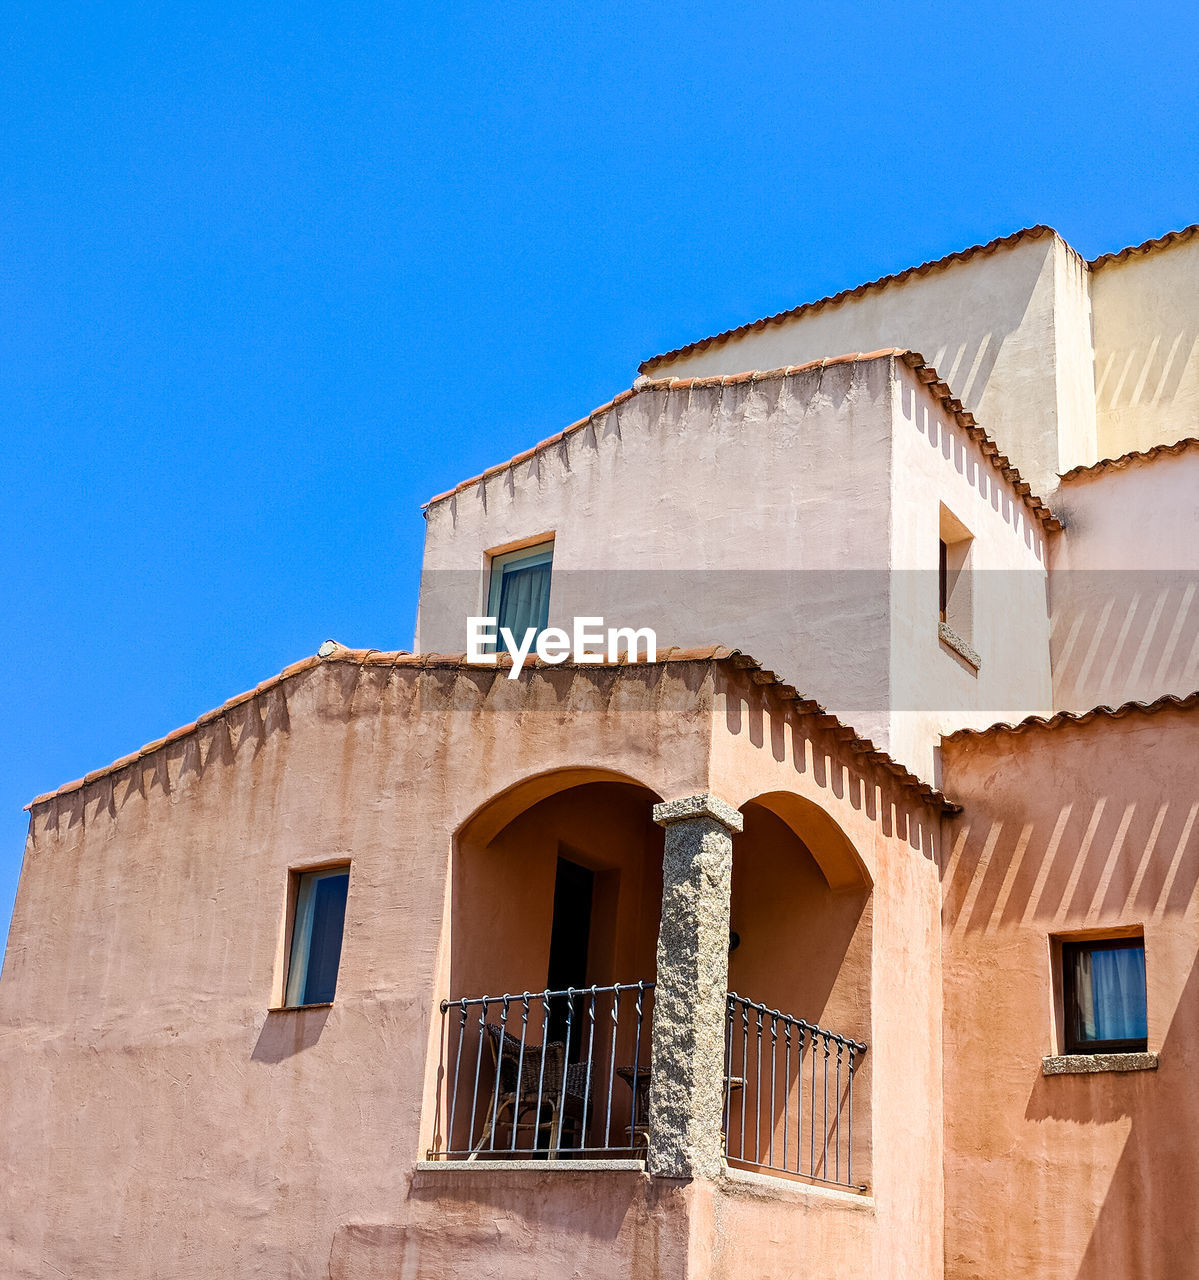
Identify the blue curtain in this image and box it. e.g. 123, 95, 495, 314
1072, 945, 1146, 1044
497, 561, 551, 650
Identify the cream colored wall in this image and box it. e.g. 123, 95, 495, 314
642, 234, 1087, 494
420, 357, 1057, 778
941, 708, 1199, 1279
419, 359, 899, 750
887, 362, 1054, 779
1053, 237, 1100, 475
1048, 449, 1199, 713
1092, 235, 1199, 459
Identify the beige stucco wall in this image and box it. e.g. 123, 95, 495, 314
641, 233, 1090, 494
1048, 448, 1199, 713
0, 655, 946, 1279
419, 359, 899, 749
1053, 237, 1100, 476
1092, 235, 1199, 459
940, 707, 1199, 1279
420, 356, 1055, 779
887, 362, 1053, 777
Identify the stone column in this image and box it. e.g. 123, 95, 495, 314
647, 793, 743, 1179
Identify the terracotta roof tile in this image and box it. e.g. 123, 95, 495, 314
423, 349, 1061, 530
1058, 437, 1199, 483
638, 222, 1199, 373
1088, 223, 1199, 269
637, 227, 1063, 372
943, 690, 1199, 743
25, 641, 956, 813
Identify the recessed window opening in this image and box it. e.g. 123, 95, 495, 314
1062, 936, 1148, 1055
938, 506, 974, 646
285, 866, 350, 1007
939, 538, 949, 624
487, 540, 553, 652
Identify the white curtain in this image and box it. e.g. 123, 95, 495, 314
1072, 945, 1146, 1043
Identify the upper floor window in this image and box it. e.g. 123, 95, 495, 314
1062, 936, 1148, 1055
487, 540, 553, 649
938, 505, 978, 669
285, 866, 350, 1007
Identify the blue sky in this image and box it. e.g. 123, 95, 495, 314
2, 0, 1197, 950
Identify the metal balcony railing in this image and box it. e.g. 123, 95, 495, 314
427, 982, 867, 1189
429, 982, 655, 1160
724, 992, 868, 1190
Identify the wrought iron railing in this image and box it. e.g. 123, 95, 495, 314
429, 982, 655, 1160
427, 982, 867, 1186
724, 993, 867, 1189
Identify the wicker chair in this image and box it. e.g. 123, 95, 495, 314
468, 1023, 591, 1157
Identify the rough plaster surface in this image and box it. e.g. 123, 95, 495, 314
1048, 449, 1199, 713
941, 707, 1199, 1279
1092, 234, 1199, 458
421, 354, 1055, 779
648, 805, 737, 1179
642, 233, 1079, 494
0, 658, 948, 1278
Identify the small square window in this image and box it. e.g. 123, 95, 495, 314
1061, 937, 1147, 1055
487, 540, 553, 651
284, 867, 350, 1007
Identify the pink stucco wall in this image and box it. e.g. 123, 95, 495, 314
0, 653, 946, 1278
940, 705, 1199, 1278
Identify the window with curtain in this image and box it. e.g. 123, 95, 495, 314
487, 542, 553, 651
285, 867, 350, 1007
1062, 937, 1147, 1053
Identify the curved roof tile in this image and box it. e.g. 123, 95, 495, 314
944, 690, 1199, 743
1088, 222, 1199, 269
424, 349, 1061, 531
1058, 436, 1199, 483
638, 227, 1063, 372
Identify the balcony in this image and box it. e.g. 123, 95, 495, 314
427, 982, 867, 1190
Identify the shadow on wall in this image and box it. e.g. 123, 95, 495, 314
1095, 323, 1199, 446
900, 380, 1045, 555
726, 801, 872, 1186
1016, 950, 1199, 1279
1050, 572, 1199, 713
724, 680, 937, 863
251, 1006, 331, 1064
942, 785, 1199, 938
1067, 949, 1199, 1278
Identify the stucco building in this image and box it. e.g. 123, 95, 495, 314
3, 221, 1197, 1279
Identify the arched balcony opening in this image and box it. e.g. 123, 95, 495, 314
430, 769, 664, 1162
723, 795, 873, 1188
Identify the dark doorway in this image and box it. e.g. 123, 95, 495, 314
547, 856, 594, 1052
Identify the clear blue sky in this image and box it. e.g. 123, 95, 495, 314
2, 1, 1197, 950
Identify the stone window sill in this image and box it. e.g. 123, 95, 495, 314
267, 1002, 334, 1014
939, 622, 981, 671
1042, 1052, 1158, 1076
